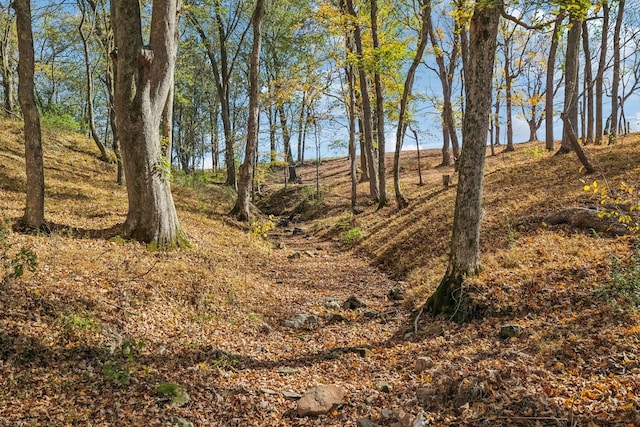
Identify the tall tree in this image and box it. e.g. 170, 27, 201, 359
594, 0, 609, 144
426, 0, 500, 320
581, 20, 594, 144
111, 0, 189, 248
545, 9, 565, 150
77, 0, 111, 162
608, 0, 624, 144
231, 0, 265, 221
559, 11, 582, 153
345, 0, 379, 202
14, 0, 45, 230
0, 4, 15, 117
393, 0, 430, 210
371, 0, 387, 208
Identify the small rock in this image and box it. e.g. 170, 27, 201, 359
304, 250, 315, 258
498, 324, 524, 339
380, 381, 391, 393
288, 252, 302, 259
297, 384, 346, 416
350, 347, 372, 357
415, 356, 435, 373
381, 408, 394, 419
292, 227, 304, 236
156, 383, 190, 408
274, 241, 285, 249
357, 417, 379, 427
171, 417, 194, 427
283, 313, 314, 329
282, 390, 303, 399
364, 310, 378, 319
388, 287, 405, 301
343, 295, 366, 309
327, 313, 347, 323
325, 298, 341, 310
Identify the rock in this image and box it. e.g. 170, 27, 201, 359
357, 417, 379, 427
388, 287, 405, 301
297, 384, 346, 416
288, 252, 302, 259
282, 390, 303, 399
171, 417, 194, 427
498, 324, 524, 339
274, 241, 285, 249
327, 313, 347, 323
380, 381, 391, 393
282, 313, 317, 329
381, 408, 394, 419
349, 347, 372, 357
416, 387, 432, 404
343, 295, 366, 309
415, 356, 435, 373
325, 298, 341, 310
292, 227, 304, 236
156, 383, 190, 407
303, 250, 315, 258
364, 310, 378, 319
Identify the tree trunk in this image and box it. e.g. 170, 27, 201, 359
581, 21, 593, 145
441, 115, 452, 166
112, 0, 189, 249
14, 0, 45, 230
426, 0, 500, 321
394, 0, 430, 210
231, 0, 264, 221
545, 11, 565, 151
504, 42, 515, 152
608, 0, 624, 145
0, 7, 15, 117
595, 1, 609, 145
78, 0, 111, 162
371, 0, 387, 209
278, 104, 298, 183
559, 14, 582, 154
346, 0, 378, 202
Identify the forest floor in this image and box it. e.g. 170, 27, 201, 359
1, 119, 640, 426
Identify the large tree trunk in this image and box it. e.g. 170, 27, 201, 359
545, 11, 565, 151
231, 0, 264, 221
608, 0, 624, 145
426, 0, 500, 321
559, 14, 582, 154
14, 0, 45, 230
371, 0, 387, 208
393, 0, 430, 210
112, 0, 189, 249
278, 104, 298, 183
595, 1, 609, 145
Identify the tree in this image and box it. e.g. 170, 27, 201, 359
77, 0, 111, 162
231, 0, 265, 221
426, 0, 501, 320
0, 4, 15, 117
608, 0, 624, 144
545, 9, 565, 150
14, 0, 45, 230
559, 11, 583, 154
111, 0, 189, 248
393, 0, 430, 210
371, 0, 387, 208
594, 0, 609, 144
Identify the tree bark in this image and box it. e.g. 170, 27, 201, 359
78, 0, 111, 162
394, 0, 430, 210
371, 0, 387, 208
14, 0, 45, 230
231, 0, 264, 221
346, 0, 378, 202
608, 0, 624, 145
427, 0, 500, 321
581, 20, 593, 145
559, 13, 582, 154
0, 6, 15, 117
595, 1, 609, 145
112, 0, 189, 249
545, 11, 565, 150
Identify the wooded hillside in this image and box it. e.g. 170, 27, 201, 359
2, 119, 640, 425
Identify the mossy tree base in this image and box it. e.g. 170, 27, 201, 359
426, 273, 476, 323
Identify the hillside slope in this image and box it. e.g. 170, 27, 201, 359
1, 120, 640, 426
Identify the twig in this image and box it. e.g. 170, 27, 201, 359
139, 260, 159, 277
414, 306, 424, 335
